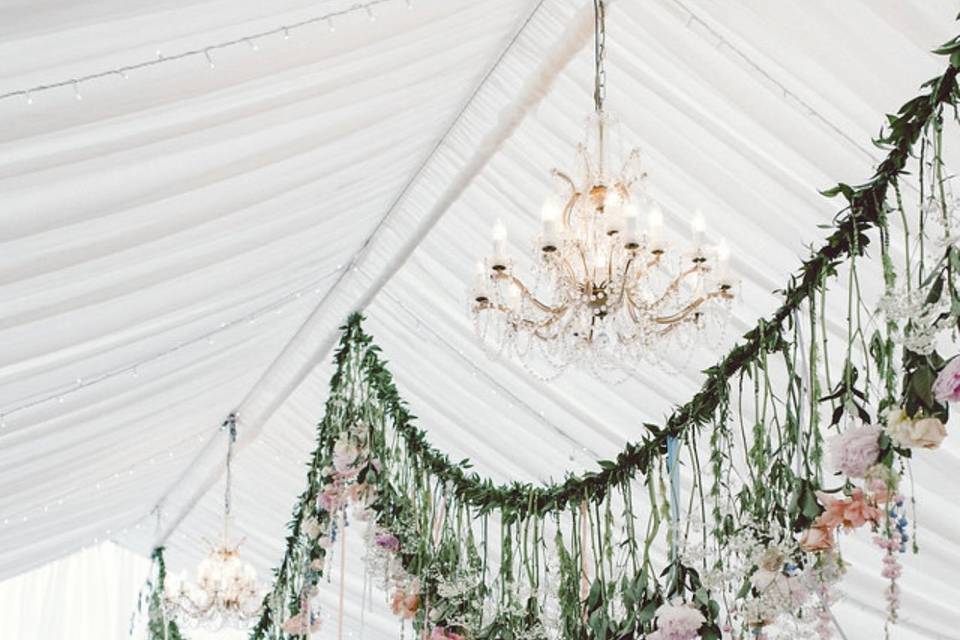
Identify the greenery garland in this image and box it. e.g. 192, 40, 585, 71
135, 547, 185, 640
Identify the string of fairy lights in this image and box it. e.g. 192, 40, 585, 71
0, 264, 346, 428
0, 0, 415, 105
0, 264, 351, 543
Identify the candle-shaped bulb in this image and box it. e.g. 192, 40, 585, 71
716, 237, 730, 263
647, 203, 664, 253
540, 196, 561, 252
691, 209, 706, 248
491, 219, 508, 270
716, 238, 732, 288
492, 219, 507, 242
604, 190, 623, 235
647, 203, 664, 230
541, 195, 561, 222
622, 202, 640, 249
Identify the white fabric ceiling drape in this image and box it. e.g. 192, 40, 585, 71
2, 1, 960, 638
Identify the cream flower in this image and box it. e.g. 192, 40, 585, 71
648, 602, 705, 640
829, 421, 881, 478
912, 417, 947, 449
884, 407, 947, 449
884, 407, 914, 449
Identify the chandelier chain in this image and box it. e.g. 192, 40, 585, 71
593, 0, 607, 113
223, 414, 237, 531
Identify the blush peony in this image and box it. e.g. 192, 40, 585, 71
829, 421, 881, 478
648, 602, 705, 640
430, 627, 465, 640
933, 357, 960, 402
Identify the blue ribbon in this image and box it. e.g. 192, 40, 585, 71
666, 436, 681, 562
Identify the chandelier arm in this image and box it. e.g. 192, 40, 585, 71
609, 255, 636, 307
561, 191, 580, 230
644, 264, 705, 309
650, 289, 731, 327
620, 148, 643, 188
489, 303, 567, 334
557, 255, 581, 287
622, 252, 663, 284
551, 168, 577, 194
493, 273, 568, 315
575, 244, 591, 280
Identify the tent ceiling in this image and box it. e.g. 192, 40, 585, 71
2, 0, 960, 637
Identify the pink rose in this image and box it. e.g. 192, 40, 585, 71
318, 486, 342, 512
933, 357, 960, 402
799, 525, 835, 552
375, 533, 400, 552
912, 417, 947, 449
281, 609, 322, 634
829, 421, 881, 478
429, 627, 465, 640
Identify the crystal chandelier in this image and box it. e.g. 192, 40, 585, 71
469, 0, 735, 378
164, 414, 262, 629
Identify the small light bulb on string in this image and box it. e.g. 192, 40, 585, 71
120, 70, 129, 80
327, 17, 335, 32
366, 6, 376, 21
23, 90, 32, 105
0, 413, 5, 429
72, 81, 82, 101
247, 38, 259, 52
155, 49, 164, 60
283, 27, 291, 40
406, 0, 414, 9
204, 49, 215, 69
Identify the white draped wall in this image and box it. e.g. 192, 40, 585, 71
2, 0, 960, 638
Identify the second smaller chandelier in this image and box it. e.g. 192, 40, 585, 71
164, 414, 262, 629
470, 0, 735, 378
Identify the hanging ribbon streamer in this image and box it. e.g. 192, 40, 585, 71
666, 435, 681, 563
338, 516, 347, 640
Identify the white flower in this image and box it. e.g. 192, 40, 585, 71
884, 407, 914, 449
649, 602, 705, 640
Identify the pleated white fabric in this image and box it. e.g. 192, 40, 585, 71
1, 1, 959, 639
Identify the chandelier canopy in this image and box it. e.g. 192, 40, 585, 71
164, 415, 262, 629
469, 0, 735, 378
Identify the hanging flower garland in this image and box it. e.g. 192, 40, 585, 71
134, 547, 186, 640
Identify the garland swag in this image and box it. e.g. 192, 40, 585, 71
144, 29, 960, 640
